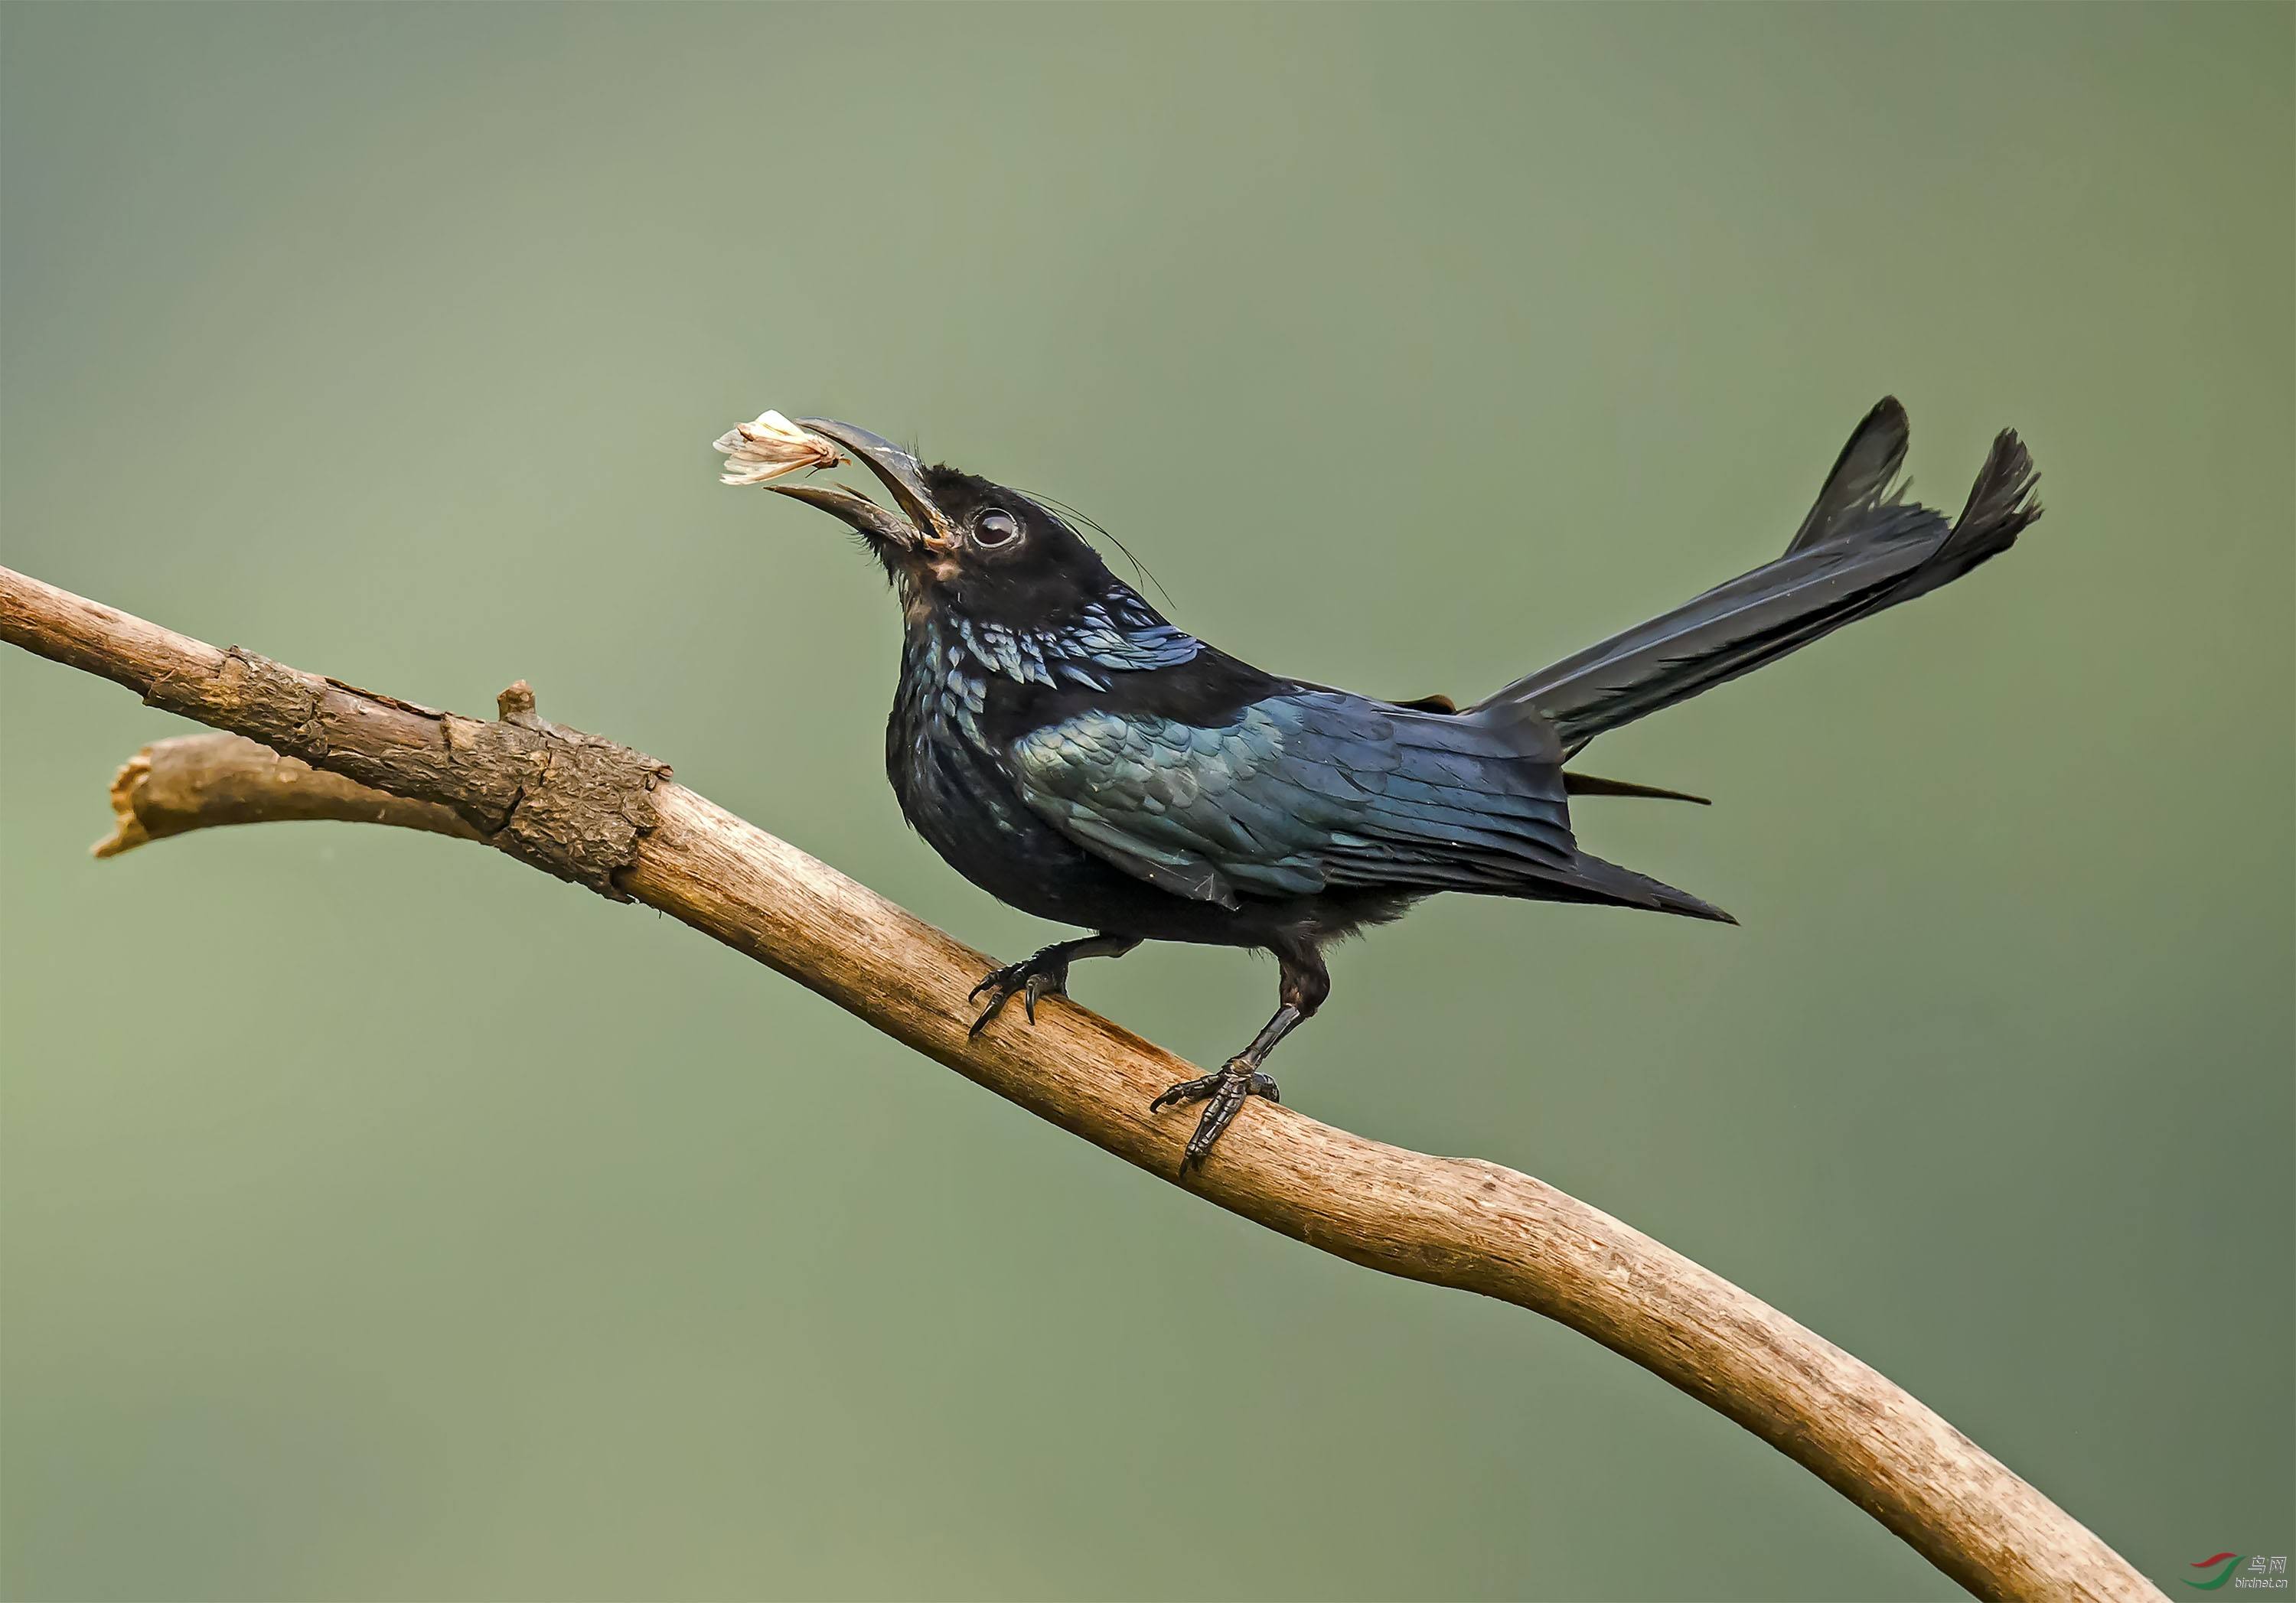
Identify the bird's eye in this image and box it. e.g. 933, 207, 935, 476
974, 509, 1021, 549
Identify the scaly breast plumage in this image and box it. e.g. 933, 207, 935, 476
888, 643, 1042, 851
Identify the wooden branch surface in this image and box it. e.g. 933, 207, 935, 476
0, 564, 2161, 1603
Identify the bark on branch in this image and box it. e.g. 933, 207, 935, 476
0, 564, 2159, 1603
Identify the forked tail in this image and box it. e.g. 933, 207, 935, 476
1488, 399, 2042, 752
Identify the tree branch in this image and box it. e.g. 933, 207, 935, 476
1, 564, 2159, 1603
93, 731, 481, 857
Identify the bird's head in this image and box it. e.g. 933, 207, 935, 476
760, 419, 1121, 628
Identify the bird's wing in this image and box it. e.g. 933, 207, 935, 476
1004, 691, 1577, 908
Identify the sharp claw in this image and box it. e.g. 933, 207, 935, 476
970, 963, 1019, 1006
1149, 1072, 1216, 1113
968, 976, 1013, 1039
967, 951, 1075, 1038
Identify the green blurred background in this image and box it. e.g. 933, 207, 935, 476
3, 5, 2289, 1600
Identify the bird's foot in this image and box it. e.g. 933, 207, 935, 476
1150, 1058, 1280, 1172
967, 946, 1074, 1038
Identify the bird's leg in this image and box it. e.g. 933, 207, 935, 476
1152, 945, 1329, 1172
968, 933, 1141, 1038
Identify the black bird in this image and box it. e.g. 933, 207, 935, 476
754, 401, 2040, 1169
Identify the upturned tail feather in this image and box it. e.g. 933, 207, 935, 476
1489, 398, 2042, 752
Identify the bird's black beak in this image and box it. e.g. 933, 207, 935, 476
767, 419, 954, 553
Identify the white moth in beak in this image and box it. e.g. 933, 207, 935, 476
713, 409, 847, 485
